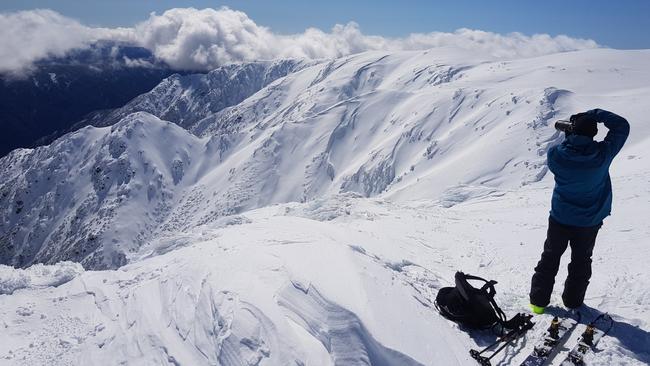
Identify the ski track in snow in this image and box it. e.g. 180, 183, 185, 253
1, 48, 650, 365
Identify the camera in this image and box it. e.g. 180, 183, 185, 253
554, 120, 574, 133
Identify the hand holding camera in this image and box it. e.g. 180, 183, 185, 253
554, 112, 598, 137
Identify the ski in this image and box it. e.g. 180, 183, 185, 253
559, 313, 613, 366
519, 313, 581, 366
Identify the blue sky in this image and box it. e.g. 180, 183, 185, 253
2, 0, 649, 49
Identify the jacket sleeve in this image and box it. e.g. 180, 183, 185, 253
587, 108, 630, 159
547, 146, 557, 174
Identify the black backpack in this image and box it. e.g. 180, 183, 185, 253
435, 271, 510, 330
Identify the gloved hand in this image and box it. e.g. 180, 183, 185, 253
569, 112, 588, 123
569, 112, 598, 138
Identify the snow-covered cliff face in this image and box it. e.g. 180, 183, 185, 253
75, 59, 310, 131
0, 113, 207, 269
2, 48, 650, 269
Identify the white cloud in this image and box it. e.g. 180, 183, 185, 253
131, 8, 276, 70
0, 7, 600, 74
385, 28, 600, 59
0, 9, 90, 74
0, 9, 130, 75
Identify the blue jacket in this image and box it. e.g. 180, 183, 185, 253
548, 109, 630, 227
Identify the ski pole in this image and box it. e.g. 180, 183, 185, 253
471, 326, 520, 356
471, 313, 532, 356
471, 332, 521, 366
470, 314, 534, 366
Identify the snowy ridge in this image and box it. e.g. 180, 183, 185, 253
1, 47, 650, 365
0, 113, 206, 268
75, 59, 310, 131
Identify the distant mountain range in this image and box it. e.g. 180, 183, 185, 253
0, 43, 311, 158
69, 59, 309, 134
0, 42, 184, 157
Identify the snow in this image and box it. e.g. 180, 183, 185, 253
1, 47, 650, 365
0, 262, 83, 295
1, 183, 648, 365
79, 59, 311, 130
5, 48, 650, 270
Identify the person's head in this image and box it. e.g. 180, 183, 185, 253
569, 113, 597, 138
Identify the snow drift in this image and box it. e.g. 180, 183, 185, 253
0, 261, 83, 295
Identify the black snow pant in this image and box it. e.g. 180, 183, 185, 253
530, 216, 602, 308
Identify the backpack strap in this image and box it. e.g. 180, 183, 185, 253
460, 273, 498, 298
450, 272, 523, 332
488, 293, 508, 325
459, 272, 508, 325
462, 273, 496, 287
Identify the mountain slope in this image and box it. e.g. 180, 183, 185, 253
0, 113, 206, 268
0, 42, 182, 157
73, 59, 310, 131
1, 48, 649, 270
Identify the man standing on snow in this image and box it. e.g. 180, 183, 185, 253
529, 109, 630, 314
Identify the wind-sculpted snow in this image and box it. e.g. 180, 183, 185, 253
2, 182, 649, 365
2, 48, 650, 270
0, 261, 83, 295
277, 282, 424, 366
438, 184, 505, 208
